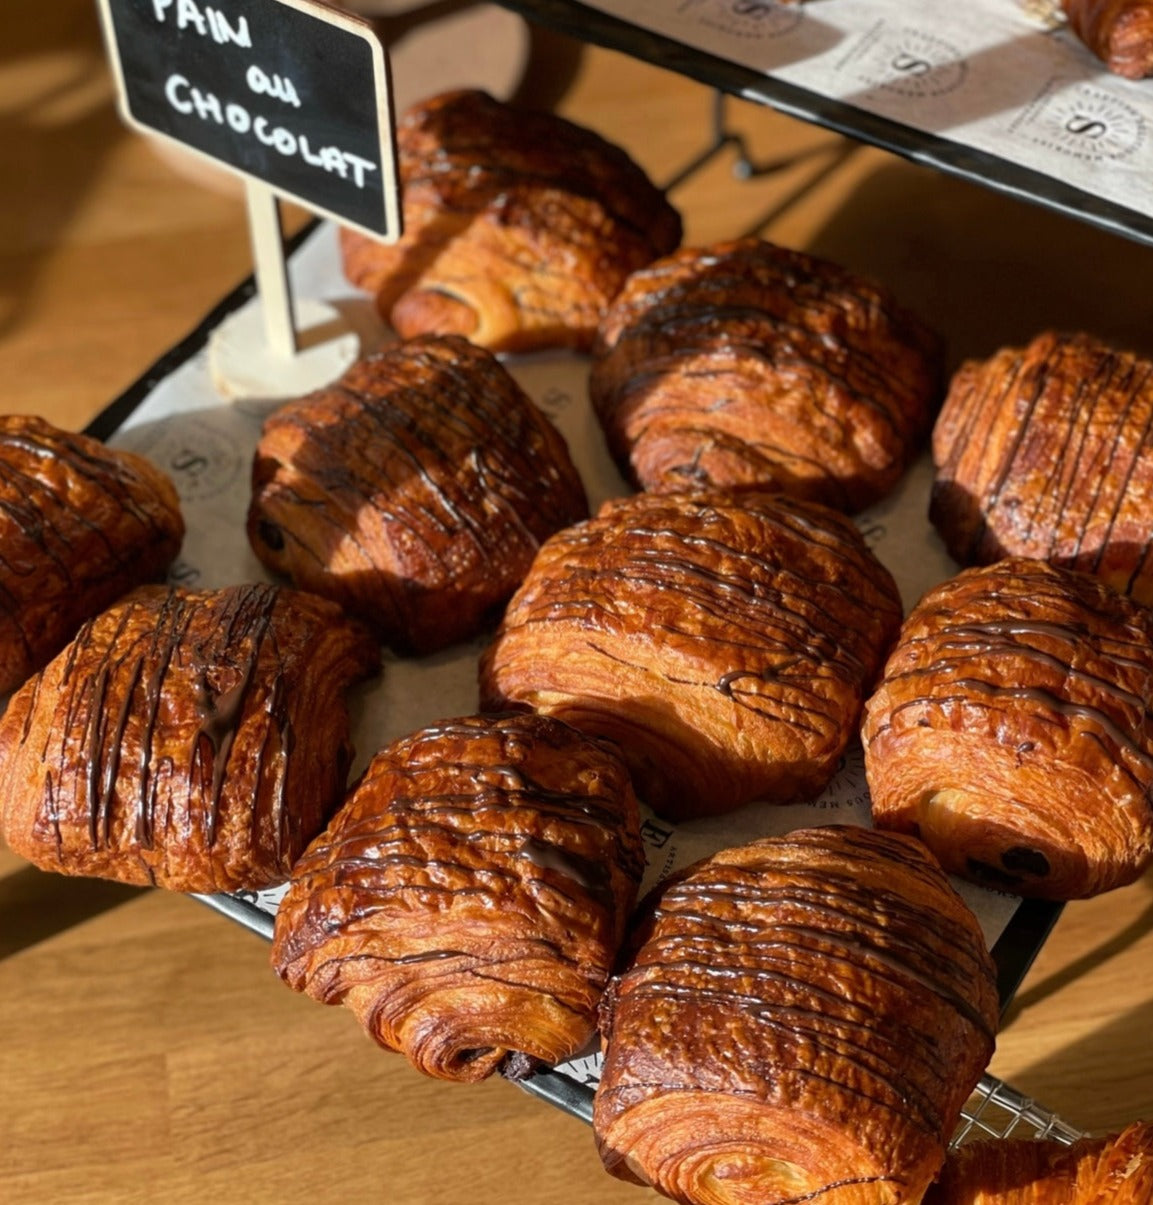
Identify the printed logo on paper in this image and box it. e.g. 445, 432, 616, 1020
121, 414, 245, 502
1011, 79, 1145, 162
680, 0, 803, 40
849, 23, 968, 98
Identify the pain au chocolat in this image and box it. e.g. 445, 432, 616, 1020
924, 1121, 1153, 1203
340, 89, 682, 353
480, 490, 903, 820
931, 330, 1153, 605
1062, 0, 1153, 78
247, 334, 587, 655
0, 415, 184, 695
271, 712, 644, 1083
590, 238, 941, 510
0, 583, 378, 893
594, 825, 999, 1205
862, 557, 1153, 899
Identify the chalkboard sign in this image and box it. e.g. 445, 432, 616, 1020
96, 0, 399, 240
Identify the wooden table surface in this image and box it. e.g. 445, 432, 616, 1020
3, 3, 1153, 1202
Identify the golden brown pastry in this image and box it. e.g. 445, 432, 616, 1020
0, 583, 379, 893
591, 238, 941, 510
862, 557, 1153, 899
594, 825, 999, 1205
0, 414, 184, 694
340, 88, 682, 353
271, 712, 644, 1083
931, 331, 1153, 605
247, 334, 587, 655
1062, 0, 1153, 77
480, 489, 903, 820
925, 1121, 1153, 1202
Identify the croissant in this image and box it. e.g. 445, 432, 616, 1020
247, 334, 588, 655
924, 1121, 1153, 1202
271, 712, 644, 1082
480, 489, 903, 820
0, 583, 379, 893
340, 89, 682, 353
931, 330, 1153, 605
862, 557, 1153, 899
590, 238, 940, 510
1062, 0, 1153, 77
594, 825, 999, 1205
0, 414, 184, 694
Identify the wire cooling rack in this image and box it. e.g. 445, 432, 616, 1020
955, 1075, 1085, 1146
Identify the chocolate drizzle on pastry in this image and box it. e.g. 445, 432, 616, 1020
863, 557, 1153, 899
594, 826, 998, 1205
480, 489, 903, 820
272, 713, 644, 1083
0, 583, 379, 893
931, 330, 1153, 605
0, 415, 184, 694
247, 334, 587, 655
340, 89, 682, 353
590, 238, 941, 510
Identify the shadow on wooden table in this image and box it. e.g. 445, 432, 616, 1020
0, 858, 144, 960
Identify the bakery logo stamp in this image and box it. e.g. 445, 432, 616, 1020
678, 0, 803, 40
118, 414, 246, 502
845, 22, 968, 98
1010, 78, 1145, 162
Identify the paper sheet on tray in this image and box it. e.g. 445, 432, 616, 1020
109, 223, 1020, 1085
579, 0, 1153, 221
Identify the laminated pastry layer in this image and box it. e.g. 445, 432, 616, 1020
0, 583, 379, 893
591, 238, 941, 511
931, 330, 1153, 604
594, 825, 999, 1205
0, 414, 184, 694
862, 557, 1153, 899
480, 489, 903, 820
272, 712, 644, 1082
247, 334, 588, 655
1062, 0, 1153, 77
340, 88, 683, 353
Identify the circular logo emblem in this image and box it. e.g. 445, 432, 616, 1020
1020, 84, 1145, 162
698, 0, 803, 40
117, 414, 245, 503
856, 28, 967, 98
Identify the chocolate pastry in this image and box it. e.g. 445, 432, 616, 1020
1063, 0, 1153, 77
340, 89, 682, 353
480, 489, 903, 820
247, 334, 587, 655
925, 1121, 1153, 1202
0, 414, 184, 694
931, 330, 1153, 605
595, 825, 999, 1205
0, 583, 379, 893
862, 557, 1153, 899
590, 238, 941, 510
271, 712, 644, 1083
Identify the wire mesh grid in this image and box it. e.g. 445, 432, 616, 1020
954, 1074, 1085, 1147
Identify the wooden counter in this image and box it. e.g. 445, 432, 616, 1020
2, 3, 1152, 1201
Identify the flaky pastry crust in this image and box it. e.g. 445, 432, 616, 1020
594, 825, 999, 1205
480, 490, 903, 820
925, 1121, 1153, 1202
931, 331, 1153, 605
248, 334, 587, 655
0, 583, 379, 893
862, 557, 1153, 899
0, 415, 184, 694
272, 713, 644, 1082
591, 238, 940, 510
340, 89, 682, 353
1062, 0, 1153, 77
